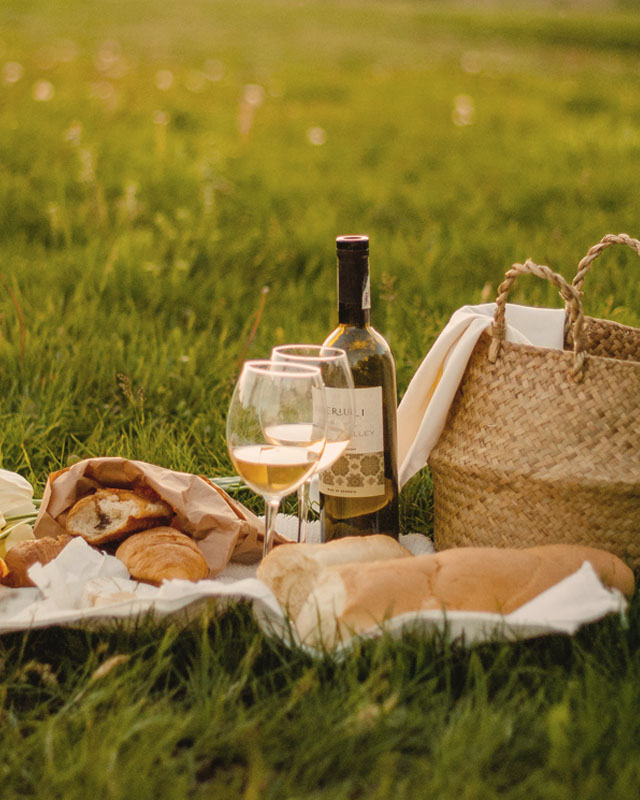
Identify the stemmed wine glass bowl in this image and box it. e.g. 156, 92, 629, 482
226, 360, 327, 557
271, 344, 355, 542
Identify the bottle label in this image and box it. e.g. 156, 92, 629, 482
319, 386, 385, 497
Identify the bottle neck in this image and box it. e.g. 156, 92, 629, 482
337, 250, 371, 328
338, 305, 370, 326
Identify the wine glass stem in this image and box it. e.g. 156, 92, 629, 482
297, 481, 309, 543
263, 497, 281, 558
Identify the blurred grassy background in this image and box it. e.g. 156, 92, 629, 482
1, 0, 640, 496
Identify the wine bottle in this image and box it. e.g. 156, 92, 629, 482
320, 235, 400, 540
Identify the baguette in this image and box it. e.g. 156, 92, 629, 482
65, 488, 173, 545
295, 544, 635, 648
257, 534, 412, 621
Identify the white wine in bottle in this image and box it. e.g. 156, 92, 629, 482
320, 235, 400, 540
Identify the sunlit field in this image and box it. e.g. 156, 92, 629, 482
1, 1, 640, 797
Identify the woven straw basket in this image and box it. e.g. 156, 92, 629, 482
428, 234, 640, 569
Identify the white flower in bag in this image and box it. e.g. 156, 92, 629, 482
0, 469, 37, 558
0, 468, 36, 517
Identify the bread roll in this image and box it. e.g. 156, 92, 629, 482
257, 535, 412, 620
1, 534, 72, 588
295, 544, 635, 648
115, 527, 209, 585
65, 488, 173, 545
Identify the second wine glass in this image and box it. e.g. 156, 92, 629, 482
271, 345, 355, 542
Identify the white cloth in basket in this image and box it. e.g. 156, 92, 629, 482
397, 303, 566, 487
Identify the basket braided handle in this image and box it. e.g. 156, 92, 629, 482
573, 233, 640, 294
488, 259, 585, 381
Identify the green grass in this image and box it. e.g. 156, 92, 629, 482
2, 606, 640, 799
1, 0, 640, 796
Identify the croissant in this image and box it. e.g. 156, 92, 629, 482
115, 527, 209, 585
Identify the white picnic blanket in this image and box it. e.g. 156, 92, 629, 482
397, 303, 566, 487
0, 519, 626, 654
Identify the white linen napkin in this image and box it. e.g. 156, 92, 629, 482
506, 561, 626, 634
28, 536, 130, 609
397, 303, 566, 487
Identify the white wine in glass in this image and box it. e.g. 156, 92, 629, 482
271, 345, 355, 542
226, 360, 327, 557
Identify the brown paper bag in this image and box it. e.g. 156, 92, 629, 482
33, 457, 284, 576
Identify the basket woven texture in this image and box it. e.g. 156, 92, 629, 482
428, 234, 640, 568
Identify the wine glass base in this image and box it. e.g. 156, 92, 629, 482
260, 513, 322, 544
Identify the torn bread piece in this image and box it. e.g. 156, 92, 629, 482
257, 534, 412, 621
81, 576, 158, 608
65, 488, 173, 546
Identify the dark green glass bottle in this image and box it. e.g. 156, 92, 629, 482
320, 235, 400, 540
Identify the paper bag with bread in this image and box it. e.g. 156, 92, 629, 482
21, 456, 271, 587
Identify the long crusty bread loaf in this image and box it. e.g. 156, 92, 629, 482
115, 527, 209, 585
294, 544, 635, 648
65, 488, 173, 545
257, 535, 412, 621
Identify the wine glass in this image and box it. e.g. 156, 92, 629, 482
226, 360, 327, 557
271, 345, 355, 543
